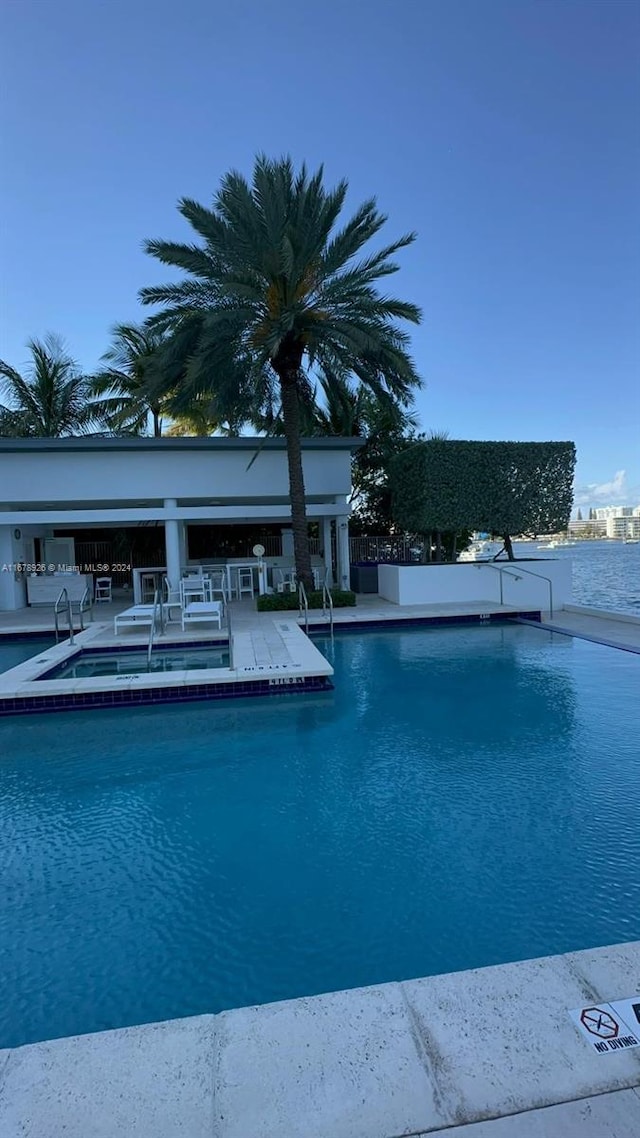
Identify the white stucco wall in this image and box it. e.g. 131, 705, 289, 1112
0, 441, 353, 507
0, 525, 44, 610
377, 560, 572, 611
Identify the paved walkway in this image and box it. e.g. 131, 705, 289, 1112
1, 941, 638, 1137
534, 605, 640, 654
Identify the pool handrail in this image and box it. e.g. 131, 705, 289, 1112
226, 598, 234, 670
298, 579, 309, 634
147, 589, 163, 666
54, 587, 74, 645
478, 561, 554, 617
322, 576, 334, 638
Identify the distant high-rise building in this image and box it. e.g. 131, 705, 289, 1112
594, 506, 633, 520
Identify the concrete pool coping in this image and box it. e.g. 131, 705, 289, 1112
1, 940, 639, 1137
0, 617, 335, 713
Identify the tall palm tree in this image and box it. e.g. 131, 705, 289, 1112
0, 335, 100, 437
90, 323, 168, 436
164, 397, 233, 436
140, 155, 422, 587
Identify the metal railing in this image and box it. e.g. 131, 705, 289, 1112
298, 580, 309, 635
147, 589, 163, 667
79, 586, 92, 627
322, 578, 334, 637
54, 588, 74, 645
226, 600, 234, 670
348, 535, 422, 564
478, 561, 554, 617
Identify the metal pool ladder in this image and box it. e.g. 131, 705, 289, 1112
54, 588, 75, 645
146, 589, 163, 667
225, 600, 234, 669
298, 580, 309, 634
322, 577, 334, 638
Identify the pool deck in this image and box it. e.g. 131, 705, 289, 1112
0, 595, 525, 636
536, 603, 640, 654
1, 940, 638, 1137
5, 594, 638, 646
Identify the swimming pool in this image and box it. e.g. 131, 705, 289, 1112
0, 635, 56, 673
39, 642, 230, 679
1, 622, 639, 1047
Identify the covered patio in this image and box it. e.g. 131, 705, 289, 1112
0, 436, 360, 614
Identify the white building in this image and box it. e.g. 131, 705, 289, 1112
0, 437, 360, 611
594, 506, 634, 519
567, 518, 606, 537
606, 515, 640, 540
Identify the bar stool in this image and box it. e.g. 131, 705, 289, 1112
140, 572, 157, 603
237, 567, 254, 599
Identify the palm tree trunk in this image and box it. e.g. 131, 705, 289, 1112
278, 373, 314, 591
503, 533, 514, 560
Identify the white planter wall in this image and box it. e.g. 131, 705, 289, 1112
377, 560, 572, 611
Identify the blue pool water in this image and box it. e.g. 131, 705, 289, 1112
1, 622, 639, 1047
0, 636, 56, 673
41, 643, 230, 679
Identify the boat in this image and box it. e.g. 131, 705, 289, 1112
623, 537, 640, 545
458, 539, 503, 562
539, 538, 578, 549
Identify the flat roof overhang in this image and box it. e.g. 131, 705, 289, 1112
0, 436, 364, 454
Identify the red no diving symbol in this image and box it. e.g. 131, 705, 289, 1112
580, 1007, 619, 1039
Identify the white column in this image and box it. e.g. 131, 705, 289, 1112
164, 500, 182, 588
336, 516, 350, 591
322, 517, 333, 585
178, 521, 188, 569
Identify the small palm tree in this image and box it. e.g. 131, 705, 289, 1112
140, 156, 422, 587
90, 323, 168, 436
0, 335, 99, 437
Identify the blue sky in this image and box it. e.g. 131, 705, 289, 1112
2, 0, 639, 508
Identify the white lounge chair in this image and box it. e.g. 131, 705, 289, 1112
181, 601, 223, 631
114, 605, 160, 634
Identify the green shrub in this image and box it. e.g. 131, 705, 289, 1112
390, 439, 576, 541
257, 589, 356, 612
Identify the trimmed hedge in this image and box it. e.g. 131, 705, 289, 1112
257, 589, 356, 612
390, 439, 576, 538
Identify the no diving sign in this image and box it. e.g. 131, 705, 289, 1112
569, 996, 640, 1054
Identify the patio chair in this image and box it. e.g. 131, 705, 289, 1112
274, 568, 296, 594
163, 576, 183, 623
180, 577, 212, 605
208, 567, 228, 604
94, 576, 112, 603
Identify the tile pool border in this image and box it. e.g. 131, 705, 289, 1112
0, 631, 59, 643
34, 637, 230, 680
0, 674, 333, 716
308, 609, 543, 633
